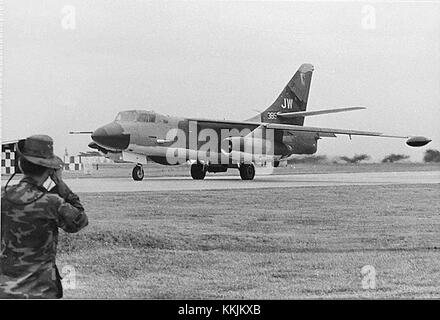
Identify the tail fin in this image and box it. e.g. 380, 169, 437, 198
261, 63, 314, 126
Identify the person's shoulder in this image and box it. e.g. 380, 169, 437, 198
1, 184, 13, 194
42, 192, 64, 205
1, 184, 18, 202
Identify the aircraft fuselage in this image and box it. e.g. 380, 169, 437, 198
90, 110, 318, 167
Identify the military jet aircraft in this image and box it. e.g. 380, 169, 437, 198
71, 63, 431, 181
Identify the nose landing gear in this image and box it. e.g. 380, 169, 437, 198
132, 164, 145, 181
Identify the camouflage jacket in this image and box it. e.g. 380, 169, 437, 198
0, 177, 88, 299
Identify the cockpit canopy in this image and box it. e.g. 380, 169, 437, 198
115, 110, 156, 123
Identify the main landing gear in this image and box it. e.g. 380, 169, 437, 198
132, 164, 144, 181
190, 163, 206, 180
239, 163, 255, 180
190, 162, 256, 180
132, 162, 255, 181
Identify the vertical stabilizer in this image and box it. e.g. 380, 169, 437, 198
260, 63, 314, 126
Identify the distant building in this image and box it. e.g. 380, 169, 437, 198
64, 151, 113, 172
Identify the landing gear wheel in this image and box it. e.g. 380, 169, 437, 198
239, 163, 255, 180
132, 165, 144, 181
191, 163, 206, 180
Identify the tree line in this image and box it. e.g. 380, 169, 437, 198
287, 149, 440, 164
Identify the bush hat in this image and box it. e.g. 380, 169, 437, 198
16, 135, 64, 169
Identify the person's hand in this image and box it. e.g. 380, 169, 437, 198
50, 168, 63, 185
50, 168, 71, 198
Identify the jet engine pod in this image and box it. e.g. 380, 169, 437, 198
406, 136, 432, 147
223, 137, 273, 155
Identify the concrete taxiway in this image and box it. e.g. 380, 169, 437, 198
5, 170, 435, 193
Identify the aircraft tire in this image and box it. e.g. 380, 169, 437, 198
239, 163, 255, 180
191, 163, 206, 180
132, 165, 144, 181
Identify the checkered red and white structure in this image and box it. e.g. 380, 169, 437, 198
1, 143, 114, 174
63, 156, 82, 171
1, 142, 18, 174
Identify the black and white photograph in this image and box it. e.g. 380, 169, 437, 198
1, 0, 439, 307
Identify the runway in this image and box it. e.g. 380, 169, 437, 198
39, 170, 440, 193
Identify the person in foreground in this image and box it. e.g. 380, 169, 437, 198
0, 135, 88, 299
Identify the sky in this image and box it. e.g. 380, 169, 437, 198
1, 0, 439, 162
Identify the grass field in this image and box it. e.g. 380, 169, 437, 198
57, 181, 440, 299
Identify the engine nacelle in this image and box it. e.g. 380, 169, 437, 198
223, 137, 273, 155
221, 136, 290, 162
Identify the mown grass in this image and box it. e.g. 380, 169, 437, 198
56, 183, 440, 299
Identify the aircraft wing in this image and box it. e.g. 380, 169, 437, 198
187, 118, 431, 147
263, 123, 431, 146
187, 118, 261, 126
188, 118, 404, 138
264, 123, 403, 138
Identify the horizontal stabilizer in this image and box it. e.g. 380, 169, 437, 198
277, 106, 366, 118
69, 131, 93, 134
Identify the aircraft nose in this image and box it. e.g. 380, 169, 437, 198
91, 122, 130, 150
